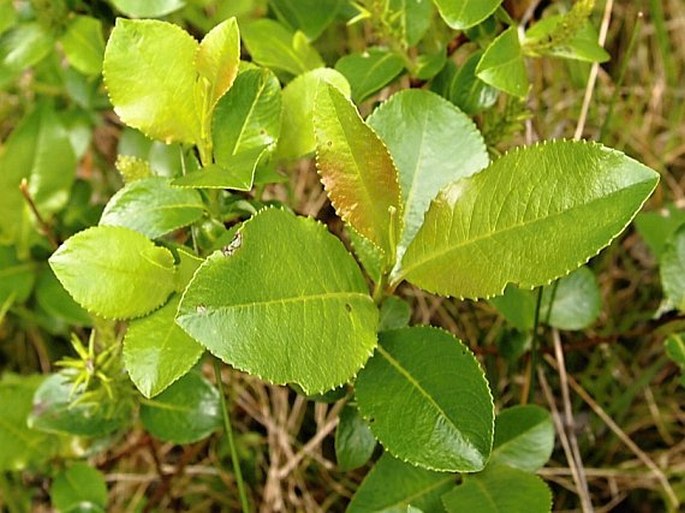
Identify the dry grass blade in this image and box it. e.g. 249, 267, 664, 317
543, 354, 680, 510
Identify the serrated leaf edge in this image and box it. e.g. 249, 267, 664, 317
355, 325, 495, 473
48, 225, 177, 321
174, 206, 378, 395
394, 139, 660, 300
313, 83, 404, 263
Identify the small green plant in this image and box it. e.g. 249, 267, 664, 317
0, 1, 679, 511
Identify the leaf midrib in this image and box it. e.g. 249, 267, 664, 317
383, 476, 454, 511
328, 91, 398, 249
190, 291, 370, 312
398, 182, 652, 281
376, 345, 474, 450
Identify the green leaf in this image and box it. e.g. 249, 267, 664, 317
491, 405, 554, 472
378, 296, 411, 331
212, 68, 282, 162
543, 266, 601, 330
277, 67, 351, 160
269, 0, 342, 40
0, 374, 57, 471
660, 225, 685, 312
335, 49, 405, 103
0, 22, 53, 74
335, 405, 376, 471
413, 50, 447, 81
355, 327, 494, 472
367, 89, 488, 262
241, 19, 323, 76
196, 17, 240, 109
489, 286, 536, 332
140, 371, 221, 444
442, 464, 552, 513
0, 245, 35, 305
348, 227, 386, 284
99, 177, 205, 239
0, 0, 16, 37
49, 226, 176, 320
433, 53, 498, 115
389, 0, 433, 46
665, 334, 685, 384
36, 267, 91, 327
59, 16, 105, 76
172, 146, 269, 191
51, 463, 108, 512
347, 453, 454, 513
476, 28, 529, 98
0, 103, 77, 244
635, 204, 685, 259
397, 141, 659, 299
103, 19, 200, 144
176, 208, 378, 394
433, 0, 503, 30
28, 373, 128, 437
314, 83, 403, 263
124, 295, 204, 398
110, 0, 185, 17
491, 266, 601, 331
525, 17, 610, 63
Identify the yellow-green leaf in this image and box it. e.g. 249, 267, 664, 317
314, 83, 402, 264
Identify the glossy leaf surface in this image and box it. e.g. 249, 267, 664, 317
491, 405, 554, 472
100, 177, 205, 239
398, 141, 659, 299
140, 371, 221, 444
355, 327, 494, 472
124, 295, 204, 398
177, 208, 378, 394
335, 405, 376, 471
196, 17, 240, 109
314, 83, 402, 262
661, 225, 685, 311
347, 453, 454, 513
103, 19, 200, 143
241, 19, 323, 76
368, 89, 488, 261
49, 226, 176, 319
442, 464, 552, 513
212, 68, 281, 162
278, 68, 351, 160
433, 0, 503, 30
476, 28, 528, 98
335, 49, 405, 103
